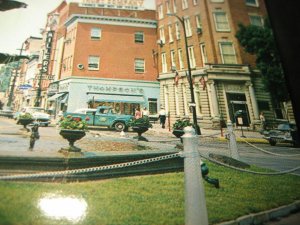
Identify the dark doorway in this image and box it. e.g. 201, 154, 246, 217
227, 93, 250, 126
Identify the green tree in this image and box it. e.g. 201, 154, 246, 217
236, 19, 289, 103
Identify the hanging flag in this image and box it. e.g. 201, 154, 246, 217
200, 76, 207, 90
174, 71, 180, 86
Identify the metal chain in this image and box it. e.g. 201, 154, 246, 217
0, 153, 180, 181
199, 152, 300, 176
240, 138, 300, 157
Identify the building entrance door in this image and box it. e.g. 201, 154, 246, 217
227, 93, 250, 126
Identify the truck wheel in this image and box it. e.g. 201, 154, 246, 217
269, 139, 276, 146
114, 122, 125, 131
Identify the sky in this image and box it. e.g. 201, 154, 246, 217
0, 0, 155, 55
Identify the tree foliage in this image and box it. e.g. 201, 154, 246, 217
236, 19, 289, 102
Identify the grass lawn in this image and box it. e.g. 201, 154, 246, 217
0, 161, 299, 225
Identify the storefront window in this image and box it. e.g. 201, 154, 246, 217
148, 98, 158, 115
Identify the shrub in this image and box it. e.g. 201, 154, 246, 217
172, 118, 192, 130
59, 115, 89, 130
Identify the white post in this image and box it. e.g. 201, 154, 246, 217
182, 126, 209, 225
227, 121, 239, 160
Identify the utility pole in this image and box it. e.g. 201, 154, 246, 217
7, 43, 25, 109
34, 50, 44, 107
167, 13, 201, 135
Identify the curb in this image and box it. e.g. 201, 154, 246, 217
216, 200, 300, 225
217, 137, 268, 144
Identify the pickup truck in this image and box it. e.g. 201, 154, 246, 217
64, 106, 133, 131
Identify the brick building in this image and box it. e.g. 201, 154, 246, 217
44, 1, 160, 116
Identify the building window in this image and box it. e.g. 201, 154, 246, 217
193, 0, 198, 5
175, 22, 180, 40
135, 58, 145, 73
211, 0, 224, 2
88, 56, 100, 70
135, 31, 144, 43
219, 41, 237, 64
245, 0, 259, 7
170, 50, 176, 70
173, 0, 177, 13
249, 15, 264, 27
158, 4, 164, 19
178, 49, 184, 69
91, 28, 101, 40
200, 43, 208, 66
182, 0, 188, 10
184, 18, 192, 37
195, 15, 202, 34
188, 46, 196, 69
161, 53, 167, 73
159, 27, 165, 44
166, 1, 171, 13
148, 98, 158, 114
213, 11, 230, 32
168, 25, 173, 43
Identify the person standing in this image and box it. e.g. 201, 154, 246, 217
135, 108, 142, 119
159, 107, 166, 128
260, 112, 266, 130
142, 107, 149, 118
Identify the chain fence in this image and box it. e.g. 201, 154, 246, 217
0, 153, 180, 181
240, 137, 300, 157
198, 152, 300, 176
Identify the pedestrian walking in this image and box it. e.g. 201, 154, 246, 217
29, 123, 40, 150
142, 107, 149, 118
159, 107, 166, 128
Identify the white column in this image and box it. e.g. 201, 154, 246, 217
246, 81, 259, 120
208, 80, 219, 118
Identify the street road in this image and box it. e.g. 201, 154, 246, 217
1, 117, 300, 176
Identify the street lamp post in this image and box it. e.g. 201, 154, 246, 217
167, 13, 201, 135
35, 50, 44, 107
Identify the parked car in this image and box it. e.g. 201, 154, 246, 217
15, 107, 51, 126
263, 123, 299, 147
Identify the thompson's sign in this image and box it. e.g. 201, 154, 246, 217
79, 0, 144, 10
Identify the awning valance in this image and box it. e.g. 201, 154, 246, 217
88, 94, 145, 103
47, 93, 65, 101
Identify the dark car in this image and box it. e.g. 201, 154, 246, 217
263, 123, 299, 147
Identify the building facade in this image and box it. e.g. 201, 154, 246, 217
46, 1, 160, 116
156, 0, 280, 129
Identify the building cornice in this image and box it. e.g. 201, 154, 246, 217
65, 14, 157, 28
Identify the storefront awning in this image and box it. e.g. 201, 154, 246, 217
47, 93, 65, 101
61, 94, 69, 104
88, 94, 145, 103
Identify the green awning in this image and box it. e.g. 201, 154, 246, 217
88, 94, 145, 103
47, 93, 65, 101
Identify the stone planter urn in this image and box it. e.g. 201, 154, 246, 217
18, 118, 34, 131
172, 129, 185, 138
132, 126, 149, 141
59, 129, 86, 152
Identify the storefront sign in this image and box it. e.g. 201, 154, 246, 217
59, 83, 70, 92
87, 84, 144, 95
41, 31, 54, 74
79, 0, 144, 10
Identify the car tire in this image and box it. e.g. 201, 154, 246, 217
114, 122, 125, 131
269, 139, 277, 146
